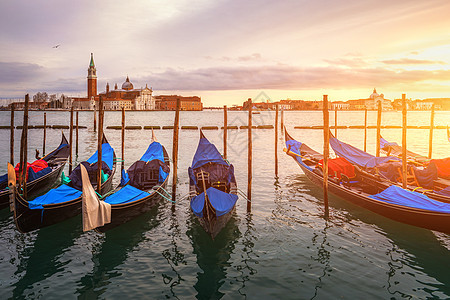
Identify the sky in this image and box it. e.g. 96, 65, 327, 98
1, 0, 450, 106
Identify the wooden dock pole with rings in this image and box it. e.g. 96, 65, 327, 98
171, 98, 181, 204
247, 98, 252, 212
323, 95, 330, 219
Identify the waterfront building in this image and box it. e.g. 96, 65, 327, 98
154, 95, 203, 111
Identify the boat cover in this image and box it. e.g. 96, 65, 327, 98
330, 135, 400, 168
191, 136, 228, 170
190, 187, 238, 218
104, 184, 150, 205
86, 143, 114, 170
430, 158, 450, 179
140, 141, 165, 162
436, 186, 450, 197
28, 184, 82, 210
318, 157, 355, 179
284, 139, 314, 171
369, 185, 450, 213
380, 137, 398, 150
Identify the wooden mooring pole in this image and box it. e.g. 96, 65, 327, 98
43, 112, 47, 156
76, 111, 79, 156
334, 108, 337, 137
97, 97, 104, 194
428, 103, 435, 159
10, 104, 14, 165
323, 95, 329, 219
402, 94, 407, 189
247, 98, 252, 212
280, 107, 284, 134
21, 94, 30, 198
93, 104, 97, 132
275, 104, 279, 177
376, 100, 382, 157
121, 107, 125, 172
223, 105, 227, 159
171, 99, 181, 203
69, 106, 74, 175
364, 107, 367, 152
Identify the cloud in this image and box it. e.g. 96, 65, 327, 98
382, 58, 445, 65
0, 62, 44, 83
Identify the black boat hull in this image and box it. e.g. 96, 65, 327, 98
195, 204, 236, 240
12, 174, 114, 233
296, 159, 450, 234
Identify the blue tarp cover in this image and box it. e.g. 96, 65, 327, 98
330, 136, 400, 168
380, 137, 398, 150
190, 187, 238, 218
104, 184, 150, 205
28, 167, 52, 182
28, 184, 82, 210
369, 185, 450, 213
436, 186, 450, 197
285, 139, 313, 171
86, 143, 114, 170
191, 137, 227, 169
140, 141, 165, 162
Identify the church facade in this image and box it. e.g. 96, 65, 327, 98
68, 53, 155, 110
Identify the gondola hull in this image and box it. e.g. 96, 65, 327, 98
195, 203, 236, 240
12, 175, 114, 233
295, 159, 450, 234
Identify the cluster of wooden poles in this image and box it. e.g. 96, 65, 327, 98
10, 94, 439, 216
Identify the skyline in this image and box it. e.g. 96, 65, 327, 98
1, 0, 450, 105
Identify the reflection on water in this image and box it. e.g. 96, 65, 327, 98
11, 217, 82, 298
310, 222, 332, 300
76, 205, 162, 298
187, 213, 241, 299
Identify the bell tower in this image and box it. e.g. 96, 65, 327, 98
87, 53, 97, 99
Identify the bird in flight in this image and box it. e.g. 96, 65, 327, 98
53, 44, 60, 48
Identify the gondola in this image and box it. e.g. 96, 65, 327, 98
284, 129, 450, 234
329, 133, 450, 203
188, 131, 238, 239
380, 136, 429, 165
83, 132, 170, 232
0, 132, 70, 210
8, 134, 116, 233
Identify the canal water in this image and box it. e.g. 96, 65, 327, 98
0, 110, 449, 299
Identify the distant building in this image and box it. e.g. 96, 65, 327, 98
331, 101, 349, 110
347, 88, 393, 110
69, 53, 154, 110
154, 95, 203, 111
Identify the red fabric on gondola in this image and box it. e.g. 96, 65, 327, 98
430, 158, 450, 179
15, 160, 49, 180
318, 157, 355, 179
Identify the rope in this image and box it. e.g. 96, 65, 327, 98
237, 188, 251, 202
177, 193, 190, 202
153, 189, 176, 203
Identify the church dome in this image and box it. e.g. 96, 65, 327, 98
122, 76, 134, 90
370, 88, 379, 99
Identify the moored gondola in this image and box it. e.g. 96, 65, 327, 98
8, 134, 116, 233
331, 133, 450, 203
82, 132, 170, 232
284, 128, 450, 234
0, 132, 70, 210
188, 131, 238, 239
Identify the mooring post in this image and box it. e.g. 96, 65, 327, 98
323, 95, 329, 219
43, 112, 47, 156
364, 107, 367, 152
247, 98, 252, 212
223, 105, 227, 159
428, 103, 435, 159
402, 94, 407, 189
69, 106, 74, 175
376, 100, 382, 157
280, 107, 284, 134
22, 94, 30, 198
171, 98, 181, 203
10, 104, 14, 165
121, 107, 125, 172
275, 104, 279, 177
76, 111, 79, 156
334, 108, 337, 137
97, 97, 104, 194
93, 103, 97, 132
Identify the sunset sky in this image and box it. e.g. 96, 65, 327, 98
1, 0, 450, 105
